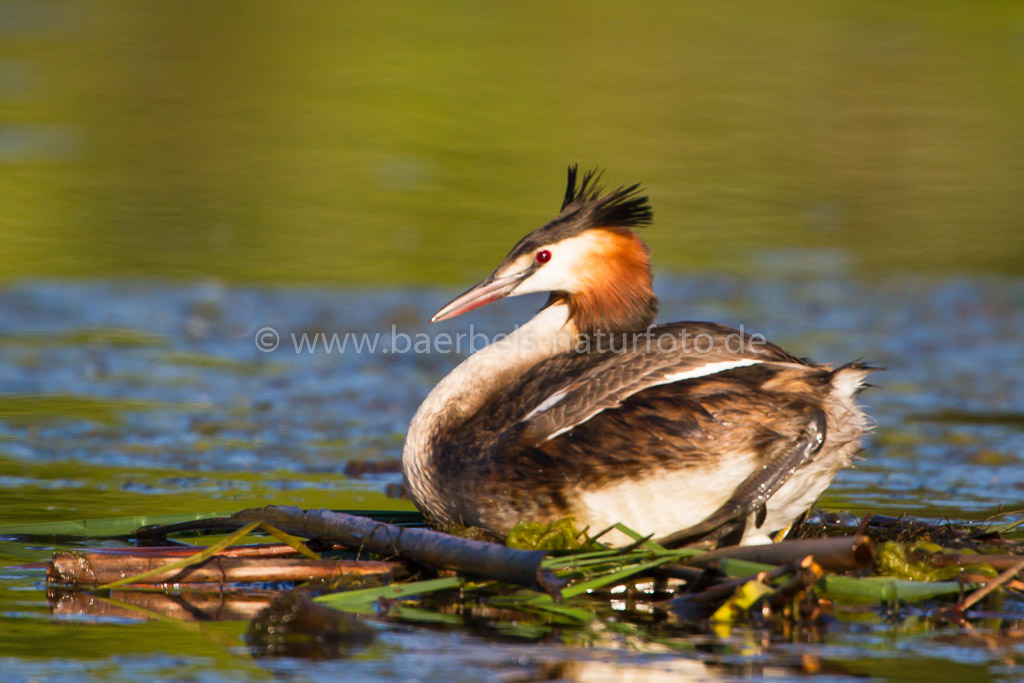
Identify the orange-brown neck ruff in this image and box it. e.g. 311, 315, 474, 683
564, 228, 658, 337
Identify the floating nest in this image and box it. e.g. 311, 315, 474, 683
7, 504, 1021, 659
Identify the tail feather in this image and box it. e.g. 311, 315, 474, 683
831, 361, 878, 398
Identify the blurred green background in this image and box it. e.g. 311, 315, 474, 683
2, 0, 1023, 285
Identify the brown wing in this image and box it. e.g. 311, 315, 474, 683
440, 323, 833, 532
453, 360, 836, 534
464, 321, 806, 449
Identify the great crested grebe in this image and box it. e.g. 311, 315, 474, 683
402, 167, 872, 547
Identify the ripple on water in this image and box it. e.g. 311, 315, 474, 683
0, 276, 1021, 517
0, 276, 1021, 679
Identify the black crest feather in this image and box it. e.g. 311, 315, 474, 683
559, 164, 653, 229
497, 165, 654, 266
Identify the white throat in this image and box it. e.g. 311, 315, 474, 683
402, 303, 574, 510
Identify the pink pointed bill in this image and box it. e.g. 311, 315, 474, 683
431, 273, 526, 322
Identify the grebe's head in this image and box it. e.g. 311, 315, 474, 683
432, 166, 658, 335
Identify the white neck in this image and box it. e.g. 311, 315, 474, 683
402, 303, 574, 511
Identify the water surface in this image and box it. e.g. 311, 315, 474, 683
1, 276, 1022, 680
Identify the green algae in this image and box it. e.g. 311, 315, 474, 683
875, 541, 999, 582
507, 517, 588, 551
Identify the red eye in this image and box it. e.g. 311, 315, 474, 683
536, 249, 551, 264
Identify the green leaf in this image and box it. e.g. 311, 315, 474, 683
600, 523, 671, 554
316, 576, 468, 614
542, 548, 628, 567
711, 578, 774, 623
819, 575, 976, 602
379, 604, 464, 625
717, 557, 778, 577
258, 522, 320, 560
546, 553, 648, 572
717, 553, 976, 603
561, 556, 675, 599
0, 511, 234, 538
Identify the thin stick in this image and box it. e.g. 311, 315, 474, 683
955, 556, 1024, 612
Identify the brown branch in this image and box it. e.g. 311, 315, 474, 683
197, 506, 565, 596
933, 553, 1024, 571
48, 551, 403, 587
958, 573, 1024, 591
755, 555, 825, 613
668, 557, 812, 623
682, 535, 874, 572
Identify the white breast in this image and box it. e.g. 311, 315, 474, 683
572, 453, 756, 545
